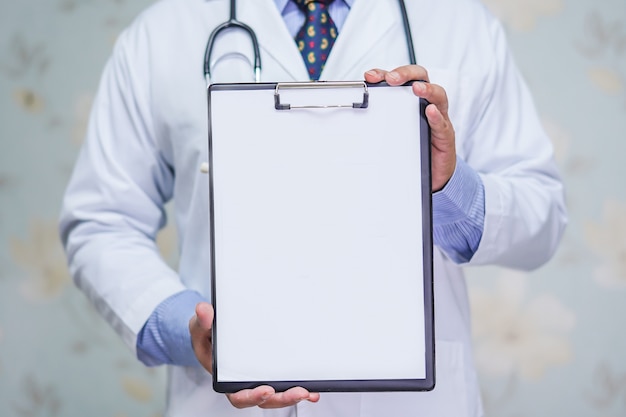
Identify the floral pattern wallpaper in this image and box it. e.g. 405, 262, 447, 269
0, 0, 624, 416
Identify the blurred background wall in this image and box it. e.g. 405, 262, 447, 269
0, 0, 625, 416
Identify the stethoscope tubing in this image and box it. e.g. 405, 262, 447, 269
204, 0, 262, 84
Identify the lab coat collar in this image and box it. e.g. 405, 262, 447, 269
239, 0, 396, 81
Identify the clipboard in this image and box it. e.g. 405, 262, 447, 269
207, 81, 434, 393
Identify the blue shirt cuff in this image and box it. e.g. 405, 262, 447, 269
136, 290, 207, 367
432, 156, 485, 263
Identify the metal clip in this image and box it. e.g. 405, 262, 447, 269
274, 81, 369, 110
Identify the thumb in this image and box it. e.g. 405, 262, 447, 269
189, 302, 215, 372
194, 302, 214, 331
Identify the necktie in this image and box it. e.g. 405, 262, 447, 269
293, 0, 338, 81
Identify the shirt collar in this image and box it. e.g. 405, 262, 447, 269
274, 0, 354, 14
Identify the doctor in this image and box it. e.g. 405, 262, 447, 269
59, 0, 567, 416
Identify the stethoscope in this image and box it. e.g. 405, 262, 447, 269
203, 0, 416, 85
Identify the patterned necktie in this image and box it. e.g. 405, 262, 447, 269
293, 0, 338, 81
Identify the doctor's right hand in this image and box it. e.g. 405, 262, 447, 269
189, 302, 321, 409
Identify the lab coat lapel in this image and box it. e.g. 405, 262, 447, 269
239, 0, 310, 81
235, 0, 398, 81
321, 0, 396, 80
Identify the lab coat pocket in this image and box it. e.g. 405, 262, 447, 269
361, 340, 469, 417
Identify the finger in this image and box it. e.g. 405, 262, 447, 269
227, 386, 275, 409
426, 103, 455, 154
194, 302, 214, 330
189, 302, 214, 371
412, 81, 449, 115
385, 65, 430, 85
258, 387, 320, 409
426, 103, 457, 191
188, 303, 213, 343
425, 104, 452, 141
364, 68, 388, 83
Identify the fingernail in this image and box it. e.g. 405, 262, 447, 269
365, 70, 377, 77
414, 81, 425, 93
387, 71, 400, 82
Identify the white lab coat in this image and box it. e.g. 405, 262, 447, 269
60, 0, 567, 416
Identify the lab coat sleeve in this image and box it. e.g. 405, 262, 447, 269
465, 19, 567, 270
59, 23, 186, 353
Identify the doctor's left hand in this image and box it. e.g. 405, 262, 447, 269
189, 302, 321, 409
365, 65, 457, 192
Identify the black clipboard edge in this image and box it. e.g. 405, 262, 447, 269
214, 377, 434, 394
207, 81, 435, 393
420, 95, 436, 393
